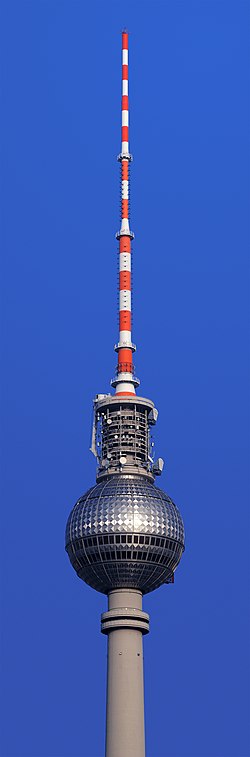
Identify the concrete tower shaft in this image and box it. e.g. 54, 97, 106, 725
102, 590, 148, 757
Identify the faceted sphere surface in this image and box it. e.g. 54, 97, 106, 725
65, 475, 185, 594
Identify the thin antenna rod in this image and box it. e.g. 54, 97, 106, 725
111, 32, 139, 397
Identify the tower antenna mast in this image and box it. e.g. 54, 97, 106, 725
112, 30, 138, 397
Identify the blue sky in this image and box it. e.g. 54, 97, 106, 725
1, 1, 249, 756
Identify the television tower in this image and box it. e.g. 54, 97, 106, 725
65, 31, 185, 757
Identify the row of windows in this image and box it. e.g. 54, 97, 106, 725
73, 533, 179, 549
70, 547, 180, 568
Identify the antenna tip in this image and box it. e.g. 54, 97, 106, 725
122, 29, 129, 48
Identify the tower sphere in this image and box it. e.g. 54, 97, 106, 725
65, 475, 185, 594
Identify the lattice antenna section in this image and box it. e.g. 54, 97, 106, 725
90, 394, 164, 482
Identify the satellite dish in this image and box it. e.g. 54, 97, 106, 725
119, 456, 127, 465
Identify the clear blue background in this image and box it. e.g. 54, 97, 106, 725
1, 1, 249, 756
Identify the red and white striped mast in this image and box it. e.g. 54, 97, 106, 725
111, 31, 139, 397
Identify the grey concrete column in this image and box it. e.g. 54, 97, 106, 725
101, 589, 149, 757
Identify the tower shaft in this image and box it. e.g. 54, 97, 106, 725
102, 590, 149, 757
